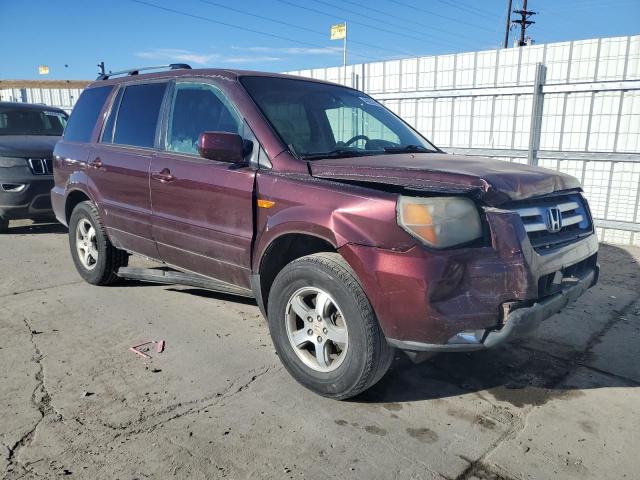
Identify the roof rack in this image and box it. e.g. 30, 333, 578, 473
97, 63, 192, 81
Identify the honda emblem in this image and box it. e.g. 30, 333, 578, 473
545, 207, 562, 233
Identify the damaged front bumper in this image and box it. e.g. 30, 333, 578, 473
338, 206, 599, 354
386, 266, 598, 352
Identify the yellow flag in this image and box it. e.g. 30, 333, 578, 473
330, 23, 346, 40
38, 65, 49, 75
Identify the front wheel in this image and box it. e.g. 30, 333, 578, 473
267, 252, 394, 399
68, 201, 128, 285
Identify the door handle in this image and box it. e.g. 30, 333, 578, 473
151, 168, 175, 183
89, 157, 103, 169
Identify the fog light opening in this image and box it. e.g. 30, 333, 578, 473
1, 183, 26, 193
447, 329, 487, 345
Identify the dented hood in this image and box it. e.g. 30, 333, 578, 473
309, 152, 581, 206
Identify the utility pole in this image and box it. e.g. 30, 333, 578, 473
503, 0, 513, 48
97, 61, 106, 76
512, 0, 536, 47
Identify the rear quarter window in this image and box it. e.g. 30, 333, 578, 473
112, 83, 167, 148
63, 86, 112, 143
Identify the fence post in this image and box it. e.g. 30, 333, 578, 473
527, 63, 546, 166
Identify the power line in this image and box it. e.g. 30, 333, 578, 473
130, 0, 388, 62
431, 0, 497, 20
195, 0, 410, 57
540, 0, 638, 11
336, 0, 479, 44
275, 0, 458, 50
387, 0, 497, 33
307, 0, 469, 48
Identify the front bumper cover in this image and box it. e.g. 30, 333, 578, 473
339, 206, 599, 348
387, 266, 598, 352
0, 166, 54, 219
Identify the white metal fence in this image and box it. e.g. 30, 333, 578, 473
286, 35, 640, 246
0, 86, 82, 113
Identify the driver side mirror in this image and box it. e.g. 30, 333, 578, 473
197, 131, 245, 164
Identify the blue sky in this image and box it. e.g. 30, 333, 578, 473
2, 0, 639, 80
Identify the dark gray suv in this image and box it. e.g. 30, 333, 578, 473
0, 101, 68, 231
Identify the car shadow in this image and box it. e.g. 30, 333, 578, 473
165, 287, 258, 306
5, 221, 67, 235
353, 243, 640, 407
111, 279, 166, 288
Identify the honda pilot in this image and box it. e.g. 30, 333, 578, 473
52, 65, 599, 399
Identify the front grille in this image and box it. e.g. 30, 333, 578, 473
27, 157, 53, 175
537, 253, 598, 298
508, 193, 593, 252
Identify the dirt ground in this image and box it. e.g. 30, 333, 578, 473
1, 219, 639, 479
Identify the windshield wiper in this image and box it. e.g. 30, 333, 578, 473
383, 144, 431, 154
300, 148, 375, 160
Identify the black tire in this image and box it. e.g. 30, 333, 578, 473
0, 216, 8, 233
267, 252, 394, 400
68, 201, 128, 285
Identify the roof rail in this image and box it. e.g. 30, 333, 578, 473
96, 63, 192, 81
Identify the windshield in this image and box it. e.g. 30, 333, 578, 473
0, 107, 68, 136
240, 76, 437, 159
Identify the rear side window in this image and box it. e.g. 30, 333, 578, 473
63, 86, 112, 142
113, 83, 167, 148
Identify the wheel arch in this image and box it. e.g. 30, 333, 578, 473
252, 231, 337, 318
65, 189, 94, 225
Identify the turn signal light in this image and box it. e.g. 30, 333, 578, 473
257, 199, 275, 209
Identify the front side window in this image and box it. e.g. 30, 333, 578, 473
63, 85, 112, 142
166, 82, 241, 155
240, 76, 436, 159
113, 83, 167, 148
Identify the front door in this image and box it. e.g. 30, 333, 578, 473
89, 81, 167, 259
150, 80, 255, 288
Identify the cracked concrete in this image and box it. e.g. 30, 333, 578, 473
5, 316, 57, 478
1, 220, 639, 479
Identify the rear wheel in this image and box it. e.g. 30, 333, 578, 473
267, 252, 394, 399
0, 216, 8, 233
69, 201, 128, 285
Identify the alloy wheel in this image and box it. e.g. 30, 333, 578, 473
75, 218, 98, 270
285, 286, 349, 372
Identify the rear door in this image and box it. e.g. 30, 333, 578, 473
53, 85, 112, 223
89, 81, 168, 258
150, 79, 255, 288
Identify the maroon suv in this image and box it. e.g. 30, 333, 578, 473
52, 64, 599, 399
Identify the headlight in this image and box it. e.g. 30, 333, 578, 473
0, 156, 27, 168
397, 196, 482, 248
